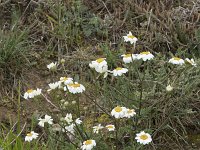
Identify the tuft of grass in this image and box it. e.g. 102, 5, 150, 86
0, 28, 31, 94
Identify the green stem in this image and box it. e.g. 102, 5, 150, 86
17, 81, 21, 133
114, 119, 119, 150
135, 64, 146, 131
138, 79, 143, 116
48, 130, 77, 148
76, 95, 81, 118
74, 123, 86, 140
28, 142, 31, 150
83, 93, 111, 117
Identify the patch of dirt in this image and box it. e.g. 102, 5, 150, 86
0, 106, 17, 125
0, 67, 58, 128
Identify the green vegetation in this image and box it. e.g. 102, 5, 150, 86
0, 0, 200, 149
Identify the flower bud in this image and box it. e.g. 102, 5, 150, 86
166, 85, 173, 92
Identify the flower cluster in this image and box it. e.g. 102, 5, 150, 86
111, 106, 136, 119
169, 57, 197, 66
62, 113, 82, 134
92, 124, 115, 134
38, 115, 53, 127
89, 58, 108, 73
89, 59, 129, 77
81, 132, 152, 150
121, 54, 138, 63
36, 113, 82, 137
121, 51, 154, 63
47, 77, 85, 94
89, 51, 155, 76
48, 81, 61, 90
24, 78, 85, 101
23, 31, 199, 149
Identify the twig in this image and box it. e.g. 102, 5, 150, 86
42, 93, 60, 111
100, 0, 112, 19
6, 122, 27, 147
0, 0, 11, 7
83, 93, 111, 117
146, 9, 152, 34
4, 121, 18, 141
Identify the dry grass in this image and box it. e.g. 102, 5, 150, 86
0, 0, 200, 149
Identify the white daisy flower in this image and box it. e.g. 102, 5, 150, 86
124, 109, 136, 118
34, 88, 42, 96
169, 57, 184, 65
67, 82, 85, 94
123, 31, 138, 44
137, 51, 154, 61
185, 58, 197, 67
93, 124, 104, 134
64, 113, 73, 124
24, 89, 35, 99
75, 118, 82, 125
121, 54, 138, 64
48, 81, 61, 90
166, 85, 173, 92
111, 106, 127, 119
135, 131, 152, 145
38, 115, 53, 127
23, 88, 42, 100
105, 124, 115, 131
81, 139, 96, 150
25, 131, 39, 142
60, 77, 73, 85
47, 62, 57, 71
113, 67, 128, 76
65, 123, 75, 134
89, 58, 108, 73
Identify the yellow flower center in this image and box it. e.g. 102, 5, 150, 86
115, 67, 122, 71
173, 57, 181, 60
107, 125, 113, 129
114, 106, 122, 112
127, 109, 134, 114
96, 58, 105, 63
140, 52, 150, 55
27, 89, 34, 93
140, 134, 148, 140
124, 54, 132, 58
27, 133, 33, 137
127, 35, 135, 39
61, 77, 68, 81
85, 140, 92, 145
69, 84, 80, 88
